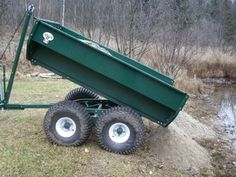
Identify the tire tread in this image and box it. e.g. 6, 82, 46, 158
65, 87, 99, 101
44, 101, 92, 146
96, 106, 144, 154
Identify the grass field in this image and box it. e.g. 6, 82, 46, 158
0, 79, 191, 177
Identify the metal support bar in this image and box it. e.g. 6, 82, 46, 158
5, 103, 51, 110
5, 5, 35, 103
0, 66, 4, 103
3, 99, 113, 112
3, 64, 6, 100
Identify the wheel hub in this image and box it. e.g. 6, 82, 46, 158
55, 117, 76, 138
117, 127, 123, 135
64, 121, 71, 129
109, 122, 130, 143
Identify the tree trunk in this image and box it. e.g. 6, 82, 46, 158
62, 0, 65, 26
38, 0, 41, 17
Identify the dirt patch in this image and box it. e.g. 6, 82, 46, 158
144, 111, 214, 171
174, 112, 216, 140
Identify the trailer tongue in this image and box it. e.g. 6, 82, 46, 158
0, 5, 188, 154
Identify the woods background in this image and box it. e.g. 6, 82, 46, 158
0, 0, 236, 89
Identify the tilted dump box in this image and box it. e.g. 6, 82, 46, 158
26, 19, 188, 127
0, 6, 189, 154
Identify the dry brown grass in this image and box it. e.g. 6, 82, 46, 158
187, 49, 236, 79
175, 70, 207, 95
142, 47, 235, 94
141, 49, 207, 94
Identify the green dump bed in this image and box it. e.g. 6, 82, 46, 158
26, 19, 188, 127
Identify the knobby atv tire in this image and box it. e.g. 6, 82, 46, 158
65, 87, 99, 101
44, 101, 92, 146
96, 107, 144, 154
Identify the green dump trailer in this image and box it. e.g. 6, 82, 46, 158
0, 5, 188, 154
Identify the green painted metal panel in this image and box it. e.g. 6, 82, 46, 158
26, 19, 188, 127
38, 20, 174, 86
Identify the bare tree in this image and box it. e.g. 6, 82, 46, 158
1, 0, 236, 69
107, 0, 160, 60
149, 0, 199, 78
152, 27, 198, 78
62, 0, 65, 26
0, 0, 11, 28
38, 0, 41, 17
